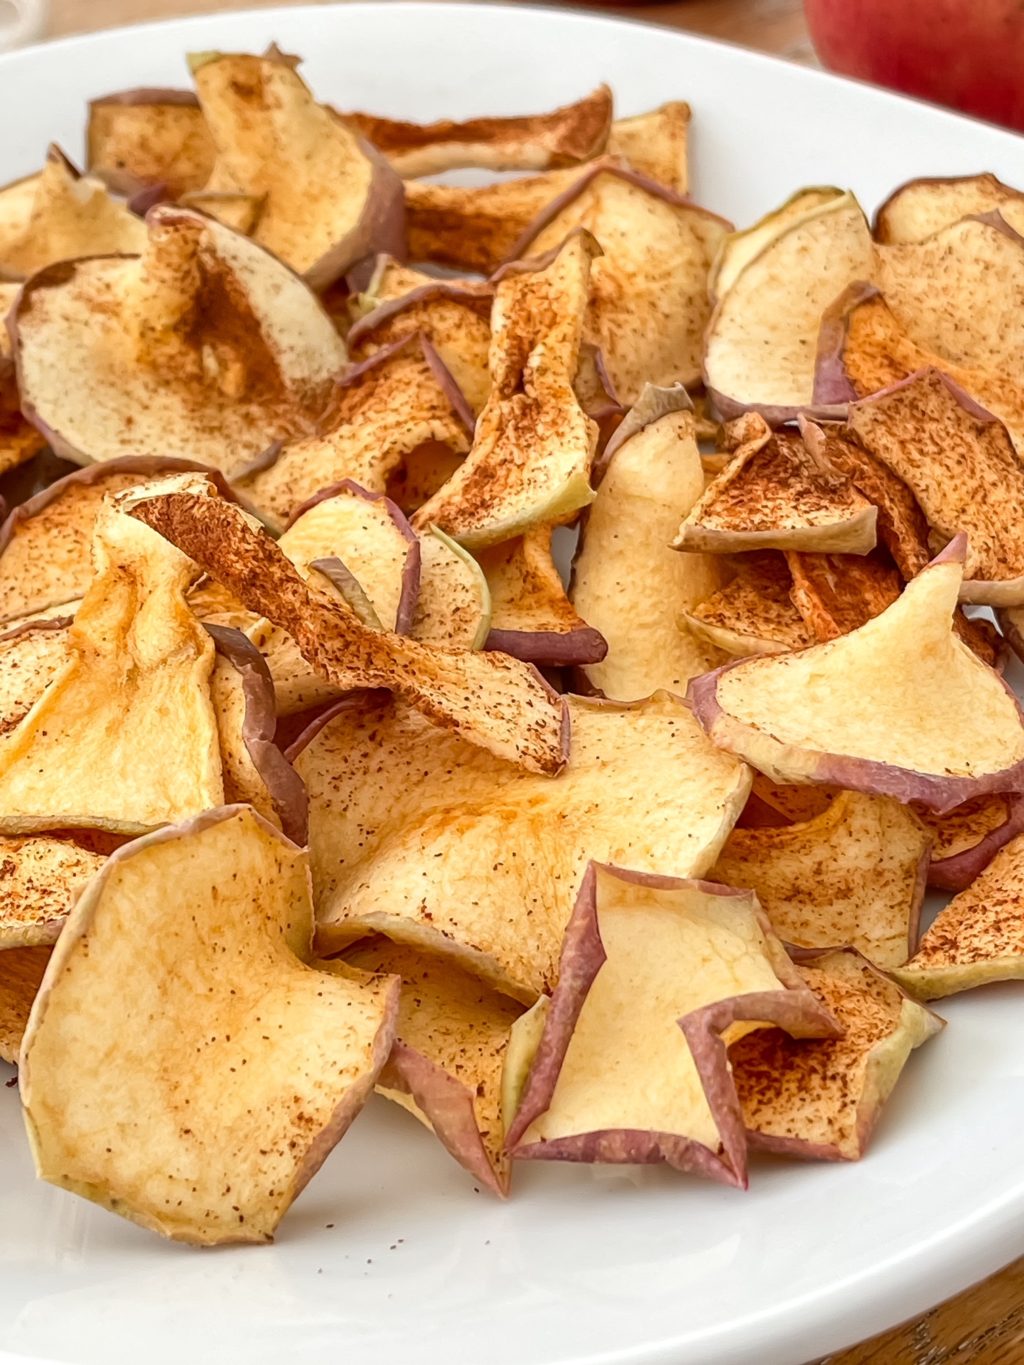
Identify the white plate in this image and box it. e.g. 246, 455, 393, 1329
2, 6, 1023, 1363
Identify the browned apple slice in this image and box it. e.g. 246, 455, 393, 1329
289, 690, 751, 1000
19, 805, 400, 1243
0, 945, 50, 1063
732, 949, 941, 1160
412, 232, 598, 547
571, 384, 724, 696
12, 205, 347, 474
874, 173, 1024, 244
918, 794, 1024, 892
0, 832, 120, 948
689, 537, 1024, 811
504, 863, 835, 1184
129, 482, 569, 775
338, 85, 612, 177
712, 791, 931, 967
786, 550, 903, 639
177, 188, 264, 234
86, 88, 215, 196
746, 775, 836, 824
340, 939, 522, 1195
191, 51, 403, 289
683, 553, 813, 658
845, 370, 1024, 605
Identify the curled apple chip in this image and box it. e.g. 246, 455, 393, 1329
504, 863, 835, 1183
478, 526, 604, 666
874, 173, 1024, 244
338, 84, 612, 177
290, 690, 751, 1000
732, 949, 941, 1160
1, 946, 50, 1063
712, 791, 931, 967
19, 805, 399, 1243
786, 551, 903, 640
710, 186, 844, 302
412, 232, 598, 548
919, 794, 1024, 893
341, 939, 521, 1195
86, 88, 215, 196
192, 51, 403, 289
412, 527, 490, 651
846, 371, 1024, 606
683, 553, 813, 658
0, 832, 119, 949
129, 484, 569, 775
12, 205, 347, 473
674, 422, 877, 555
690, 538, 1024, 812
571, 385, 723, 696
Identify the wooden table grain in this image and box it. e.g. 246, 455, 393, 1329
38, 1, 1024, 1360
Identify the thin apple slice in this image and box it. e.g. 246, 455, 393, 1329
289, 690, 750, 1000
1, 946, 50, 1063
918, 794, 1024, 892
86, 88, 215, 196
19, 805, 400, 1243
504, 863, 835, 1184
874, 173, 1024, 244
845, 370, 1024, 606
0, 616, 74, 736
712, 791, 931, 967
338, 85, 612, 177
412, 232, 598, 547
710, 186, 844, 302
12, 205, 347, 474
603, 101, 690, 193
894, 833, 1024, 999
786, 550, 903, 640
732, 949, 941, 1160
683, 552, 813, 658
129, 482, 569, 776
689, 537, 1024, 812
674, 421, 877, 555
411, 528, 490, 650
340, 939, 522, 1195
571, 384, 724, 696
0, 832, 120, 948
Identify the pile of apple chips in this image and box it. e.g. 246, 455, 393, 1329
0, 48, 1023, 1245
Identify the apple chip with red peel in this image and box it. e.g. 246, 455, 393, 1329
290, 690, 751, 1000
128, 484, 569, 775
689, 537, 1024, 812
19, 805, 399, 1243
874, 173, 1024, 244
340, 939, 521, 1195
0, 832, 120, 949
712, 791, 931, 968
732, 949, 941, 1161
11, 205, 347, 474
412, 528, 490, 651
845, 371, 1024, 606
338, 85, 612, 178
571, 384, 723, 697
710, 187, 845, 303
504, 863, 836, 1183
918, 794, 1024, 893
412, 233, 598, 548
1, 945, 50, 1063
86, 88, 215, 196
479, 526, 603, 666
0, 617, 73, 737
786, 551, 903, 640
674, 424, 877, 555
683, 553, 813, 658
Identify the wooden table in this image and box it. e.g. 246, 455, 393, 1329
39, 1, 1024, 1360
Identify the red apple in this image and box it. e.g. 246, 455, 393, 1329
804, 0, 1024, 132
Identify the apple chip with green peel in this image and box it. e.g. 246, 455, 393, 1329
0, 832, 121, 949
786, 551, 903, 640
674, 423, 877, 555
478, 526, 604, 666
504, 863, 836, 1183
340, 939, 522, 1195
129, 483, 569, 775
682, 553, 813, 658
412, 528, 490, 651
0, 616, 73, 738
1, 945, 50, 1063
689, 537, 1024, 812
412, 233, 598, 548
86, 88, 215, 197
290, 690, 751, 1000
12, 205, 347, 474
732, 949, 942, 1161
338, 84, 612, 178
874, 173, 1024, 244
19, 805, 400, 1243
712, 791, 931, 968
845, 371, 1024, 606
710, 186, 844, 302
918, 794, 1024, 893
571, 384, 724, 697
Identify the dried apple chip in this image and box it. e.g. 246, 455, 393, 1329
19, 805, 400, 1243
786, 550, 902, 640
86, 88, 215, 196
411, 528, 490, 651
603, 101, 690, 194
129, 483, 569, 775
710, 186, 844, 302
712, 791, 931, 967
0, 616, 73, 737
1, 945, 50, 1063
572, 385, 723, 697
0, 832, 119, 949
682, 553, 813, 658
689, 537, 1024, 812
874, 173, 1024, 244
732, 949, 941, 1160
919, 794, 1024, 892
504, 863, 835, 1183
290, 690, 751, 1000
